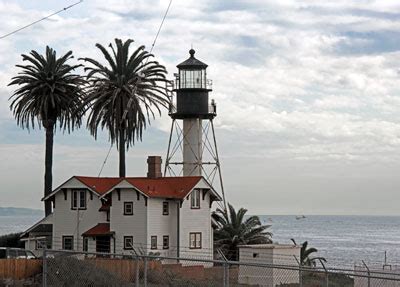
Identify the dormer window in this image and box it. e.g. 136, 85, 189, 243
191, 189, 200, 209
72, 190, 86, 210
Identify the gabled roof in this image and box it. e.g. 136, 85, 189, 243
82, 223, 112, 237
43, 175, 221, 201
75, 176, 122, 195
125, 176, 202, 199
20, 213, 53, 238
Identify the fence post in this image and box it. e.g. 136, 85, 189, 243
226, 263, 230, 287
294, 255, 302, 287
42, 248, 47, 287
362, 260, 371, 287
135, 256, 140, 287
319, 259, 328, 287
218, 249, 229, 287
223, 263, 227, 287
143, 256, 147, 287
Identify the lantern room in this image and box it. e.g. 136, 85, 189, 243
171, 49, 215, 119
176, 49, 209, 89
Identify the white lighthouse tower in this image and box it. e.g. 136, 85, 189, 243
165, 49, 226, 208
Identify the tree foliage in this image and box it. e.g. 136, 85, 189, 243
8, 46, 85, 215
0, 233, 24, 248
291, 239, 327, 266
212, 203, 272, 261
9, 46, 85, 131
80, 38, 170, 177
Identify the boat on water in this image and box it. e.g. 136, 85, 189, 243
295, 215, 306, 220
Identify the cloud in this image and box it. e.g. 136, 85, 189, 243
2, 0, 400, 214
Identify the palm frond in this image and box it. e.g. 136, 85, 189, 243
81, 38, 170, 147
8, 46, 86, 132
212, 203, 272, 261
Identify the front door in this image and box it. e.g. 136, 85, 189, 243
96, 236, 110, 253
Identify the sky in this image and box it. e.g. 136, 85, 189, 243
1, 0, 400, 215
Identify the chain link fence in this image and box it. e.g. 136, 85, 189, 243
3, 249, 400, 286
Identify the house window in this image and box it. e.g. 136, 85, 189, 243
79, 190, 86, 208
151, 236, 157, 250
191, 189, 200, 209
83, 237, 88, 252
36, 237, 51, 250
189, 233, 201, 249
62, 236, 74, 250
72, 190, 86, 209
163, 235, 169, 250
72, 191, 77, 209
163, 202, 169, 215
124, 236, 133, 250
124, 202, 133, 215
35, 240, 45, 250
106, 211, 110, 222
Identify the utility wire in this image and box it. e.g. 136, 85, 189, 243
97, 144, 113, 177
0, 0, 83, 40
121, 0, 173, 120
149, 0, 173, 55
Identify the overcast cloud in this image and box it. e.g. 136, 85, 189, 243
1, 0, 400, 215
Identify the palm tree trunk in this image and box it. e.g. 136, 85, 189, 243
44, 123, 54, 216
119, 128, 126, 177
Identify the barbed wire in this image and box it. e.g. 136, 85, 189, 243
40, 239, 400, 273
39, 248, 400, 280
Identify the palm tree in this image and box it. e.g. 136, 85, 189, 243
291, 239, 327, 266
9, 47, 85, 216
212, 203, 272, 261
80, 38, 169, 177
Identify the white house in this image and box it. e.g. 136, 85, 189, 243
21, 156, 221, 260
22, 50, 226, 262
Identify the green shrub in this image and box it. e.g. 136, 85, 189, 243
0, 233, 24, 248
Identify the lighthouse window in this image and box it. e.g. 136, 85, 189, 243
191, 189, 201, 209
180, 70, 204, 89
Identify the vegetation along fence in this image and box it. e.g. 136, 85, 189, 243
2, 249, 400, 286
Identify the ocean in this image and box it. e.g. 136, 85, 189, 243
1, 214, 399, 267
261, 215, 400, 267
0, 215, 43, 236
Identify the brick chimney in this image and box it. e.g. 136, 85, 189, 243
147, 156, 162, 178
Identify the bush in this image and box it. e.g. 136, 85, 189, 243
0, 233, 24, 248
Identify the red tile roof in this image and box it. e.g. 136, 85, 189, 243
75, 177, 122, 195
82, 223, 112, 237
126, 177, 202, 199
74, 176, 202, 199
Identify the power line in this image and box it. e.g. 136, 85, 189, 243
97, 144, 113, 177
149, 0, 173, 55
121, 0, 173, 121
0, 0, 83, 40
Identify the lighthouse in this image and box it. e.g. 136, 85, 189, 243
165, 49, 226, 207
